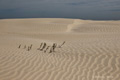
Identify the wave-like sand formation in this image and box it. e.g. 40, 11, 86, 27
0, 18, 120, 80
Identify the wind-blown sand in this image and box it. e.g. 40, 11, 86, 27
0, 18, 120, 80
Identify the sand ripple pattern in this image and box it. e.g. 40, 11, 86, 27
0, 18, 120, 80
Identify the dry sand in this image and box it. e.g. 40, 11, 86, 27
0, 18, 120, 80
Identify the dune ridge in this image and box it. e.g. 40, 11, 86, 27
0, 18, 120, 80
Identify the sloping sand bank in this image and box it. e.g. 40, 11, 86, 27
0, 18, 120, 80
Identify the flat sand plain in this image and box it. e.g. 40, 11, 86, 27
0, 18, 120, 80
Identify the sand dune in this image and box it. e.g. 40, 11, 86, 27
0, 18, 120, 80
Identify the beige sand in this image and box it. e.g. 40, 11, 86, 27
0, 18, 120, 80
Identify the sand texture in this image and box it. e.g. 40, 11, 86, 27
0, 18, 120, 80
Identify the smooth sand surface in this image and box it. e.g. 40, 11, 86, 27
0, 18, 120, 80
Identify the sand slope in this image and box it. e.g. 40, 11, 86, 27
0, 18, 120, 80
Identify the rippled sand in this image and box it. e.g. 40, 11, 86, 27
0, 18, 120, 80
